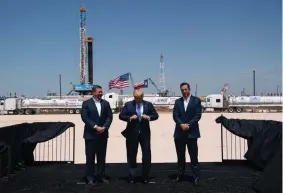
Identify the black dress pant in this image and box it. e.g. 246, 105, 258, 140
85, 138, 108, 181
174, 138, 200, 178
126, 135, 151, 179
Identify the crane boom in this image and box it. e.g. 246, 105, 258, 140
148, 78, 161, 93
148, 78, 169, 97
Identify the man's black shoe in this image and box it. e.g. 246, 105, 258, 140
193, 177, 200, 186
87, 180, 96, 186
99, 178, 109, 184
173, 174, 183, 182
76, 177, 86, 185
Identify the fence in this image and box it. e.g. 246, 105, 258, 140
0, 122, 75, 181
34, 126, 75, 163
221, 123, 248, 162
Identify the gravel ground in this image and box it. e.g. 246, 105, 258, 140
0, 163, 260, 193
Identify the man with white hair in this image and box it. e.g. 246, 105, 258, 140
119, 89, 159, 184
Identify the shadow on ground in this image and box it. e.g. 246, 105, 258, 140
0, 162, 260, 193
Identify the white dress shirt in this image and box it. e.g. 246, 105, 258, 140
93, 98, 101, 129
183, 95, 191, 111
93, 98, 101, 116
136, 103, 144, 115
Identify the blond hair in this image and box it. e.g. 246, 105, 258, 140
133, 89, 144, 98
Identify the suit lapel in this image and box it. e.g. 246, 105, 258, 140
100, 100, 105, 117
180, 98, 186, 114
143, 101, 148, 115
132, 100, 137, 114
185, 96, 194, 112
90, 98, 99, 117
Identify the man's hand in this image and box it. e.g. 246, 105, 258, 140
142, 114, 150, 120
130, 115, 138, 121
96, 127, 105, 134
96, 126, 105, 134
98, 127, 105, 134
180, 124, 189, 131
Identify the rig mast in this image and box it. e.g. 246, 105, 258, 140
67, 6, 94, 95
86, 37, 94, 84
80, 6, 87, 84
159, 54, 166, 93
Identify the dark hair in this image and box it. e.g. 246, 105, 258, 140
180, 82, 190, 89
92, 85, 102, 92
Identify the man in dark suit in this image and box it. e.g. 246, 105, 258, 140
119, 89, 159, 184
81, 85, 113, 185
172, 82, 202, 186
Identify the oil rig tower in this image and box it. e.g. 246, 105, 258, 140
68, 6, 94, 95
159, 54, 166, 93
79, 6, 94, 85
80, 6, 87, 84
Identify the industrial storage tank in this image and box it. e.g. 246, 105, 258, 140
22, 99, 42, 105
22, 98, 83, 107
258, 96, 282, 104
23, 99, 63, 106
229, 96, 250, 104
229, 96, 282, 104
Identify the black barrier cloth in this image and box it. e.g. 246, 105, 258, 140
215, 116, 282, 193
0, 141, 8, 154
0, 141, 9, 178
24, 122, 75, 143
0, 122, 74, 169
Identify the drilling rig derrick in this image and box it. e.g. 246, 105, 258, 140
68, 6, 94, 95
79, 6, 87, 84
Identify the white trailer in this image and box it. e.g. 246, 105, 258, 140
0, 98, 83, 115
203, 94, 283, 113
0, 93, 120, 115
0, 98, 23, 115
123, 95, 180, 106
1, 92, 193, 115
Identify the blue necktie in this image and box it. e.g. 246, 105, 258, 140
137, 104, 142, 121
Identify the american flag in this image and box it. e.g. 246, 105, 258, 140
109, 73, 130, 89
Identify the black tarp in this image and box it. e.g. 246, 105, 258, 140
24, 122, 75, 143
0, 141, 8, 154
0, 141, 9, 178
215, 115, 282, 193
0, 122, 75, 170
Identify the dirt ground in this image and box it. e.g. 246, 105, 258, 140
0, 113, 282, 163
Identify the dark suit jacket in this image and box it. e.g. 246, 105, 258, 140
81, 98, 113, 140
173, 96, 202, 139
119, 100, 159, 140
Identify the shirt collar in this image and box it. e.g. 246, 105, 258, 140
183, 94, 191, 102
93, 97, 101, 103
136, 102, 143, 107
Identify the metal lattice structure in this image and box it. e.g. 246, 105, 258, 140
79, 6, 87, 84
159, 54, 166, 93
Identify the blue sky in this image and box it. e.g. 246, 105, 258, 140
0, 0, 281, 97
